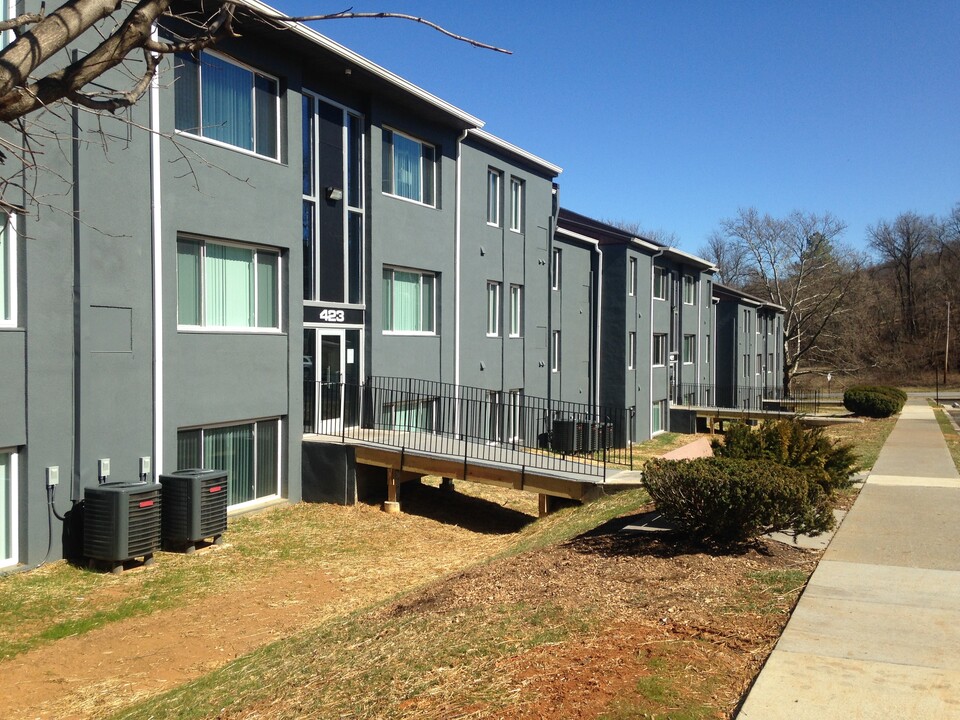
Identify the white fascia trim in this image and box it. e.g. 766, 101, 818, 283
555, 227, 600, 247
240, 0, 483, 128
468, 129, 562, 176
660, 246, 717, 271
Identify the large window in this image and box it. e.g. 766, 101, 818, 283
382, 267, 436, 334
0, 213, 14, 325
177, 419, 280, 507
175, 51, 279, 159
509, 284, 523, 337
0, 450, 17, 569
381, 399, 436, 432
487, 169, 501, 226
487, 281, 501, 336
653, 267, 667, 300
652, 400, 666, 434
683, 334, 696, 364
652, 333, 667, 366
382, 128, 435, 205
177, 237, 280, 330
683, 275, 696, 305
510, 177, 524, 232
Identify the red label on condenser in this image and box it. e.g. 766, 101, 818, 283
139, 500, 154, 508
210, 486, 222, 493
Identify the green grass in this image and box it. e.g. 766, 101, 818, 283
723, 569, 809, 616
930, 402, 960, 473
822, 416, 897, 472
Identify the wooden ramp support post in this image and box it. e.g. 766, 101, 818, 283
383, 468, 400, 514
440, 477, 455, 493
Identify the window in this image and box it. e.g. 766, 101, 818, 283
768, 353, 774, 374
552, 330, 561, 372
629, 257, 637, 297
652, 333, 667, 366
652, 400, 666, 434
177, 419, 281, 508
705, 334, 711, 363
487, 281, 501, 336
382, 268, 436, 333
0, 450, 17, 569
628, 332, 636, 369
757, 353, 763, 375
683, 275, 696, 305
175, 51, 279, 159
487, 169, 501, 225
509, 284, 523, 337
552, 248, 562, 290
0, 213, 14, 326
683, 334, 696, 364
177, 237, 280, 330
743, 353, 750, 378
382, 399, 436, 432
653, 267, 667, 300
743, 309, 751, 334
382, 128, 435, 205
510, 177, 524, 232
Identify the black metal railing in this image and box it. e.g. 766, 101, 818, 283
673, 383, 821, 415
304, 376, 635, 477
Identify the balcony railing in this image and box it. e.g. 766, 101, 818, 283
672, 383, 821, 415
304, 376, 636, 477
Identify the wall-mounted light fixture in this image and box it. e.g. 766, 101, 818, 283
327, 187, 343, 201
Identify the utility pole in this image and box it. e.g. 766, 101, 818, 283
946, 301, 951, 384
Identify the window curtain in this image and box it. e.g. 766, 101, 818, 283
255, 420, 279, 499
177, 429, 202, 469
174, 53, 200, 133
205, 244, 254, 327
204, 424, 254, 505
256, 252, 278, 328
176, 240, 201, 325
393, 133, 421, 200
201, 55, 253, 150
253, 75, 277, 157
382, 270, 393, 330
0, 453, 10, 562
392, 271, 421, 331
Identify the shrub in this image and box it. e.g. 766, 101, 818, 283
711, 419, 859, 496
844, 385, 905, 418
642, 457, 834, 545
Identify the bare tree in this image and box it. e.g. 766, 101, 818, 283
867, 212, 937, 339
713, 207, 862, 393
601, 218, 679, 246
0, 0, 508, 212
698, 230, 750, 287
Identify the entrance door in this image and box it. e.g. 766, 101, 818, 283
304, 329, 344, 434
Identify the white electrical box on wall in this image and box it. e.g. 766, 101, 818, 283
46, 466, 60, 486
98, 458, 111, 479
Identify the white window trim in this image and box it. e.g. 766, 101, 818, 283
653, 267, 667, 301
509, 284, 523, 338
683, 275, 696, 305
551, 330, 561, 372
509, 177, 523, 233
652, 333, 667, 367
683, 334, 695, 365
382, 266, 437, 336
382, 126, 437, 208
174, 50, 282, 163
628, 257, 637, 297
0, 448, 18, 569
628, 331, 636, 370
486, 281, 501, 337
176, 235, 283, 333
552, 249, 561, 291
0, 213, 17, 328
652, 400, 666, 435
487, 168, 501, 227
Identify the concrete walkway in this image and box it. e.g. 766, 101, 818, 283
738, 398, 960, 719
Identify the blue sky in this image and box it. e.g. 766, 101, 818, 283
282, 1, 959, 256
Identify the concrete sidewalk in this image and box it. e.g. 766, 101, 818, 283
738, 398, 960, 719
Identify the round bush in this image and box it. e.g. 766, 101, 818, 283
843, 386, 904, 418
642, 457, 834, 545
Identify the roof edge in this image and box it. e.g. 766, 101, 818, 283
468, 129, 562, 176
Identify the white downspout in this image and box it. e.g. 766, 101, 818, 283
454, 129, 468, 433
149, 32, 163, 474
649, 248, 665, 437
594, 243, 602, 414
